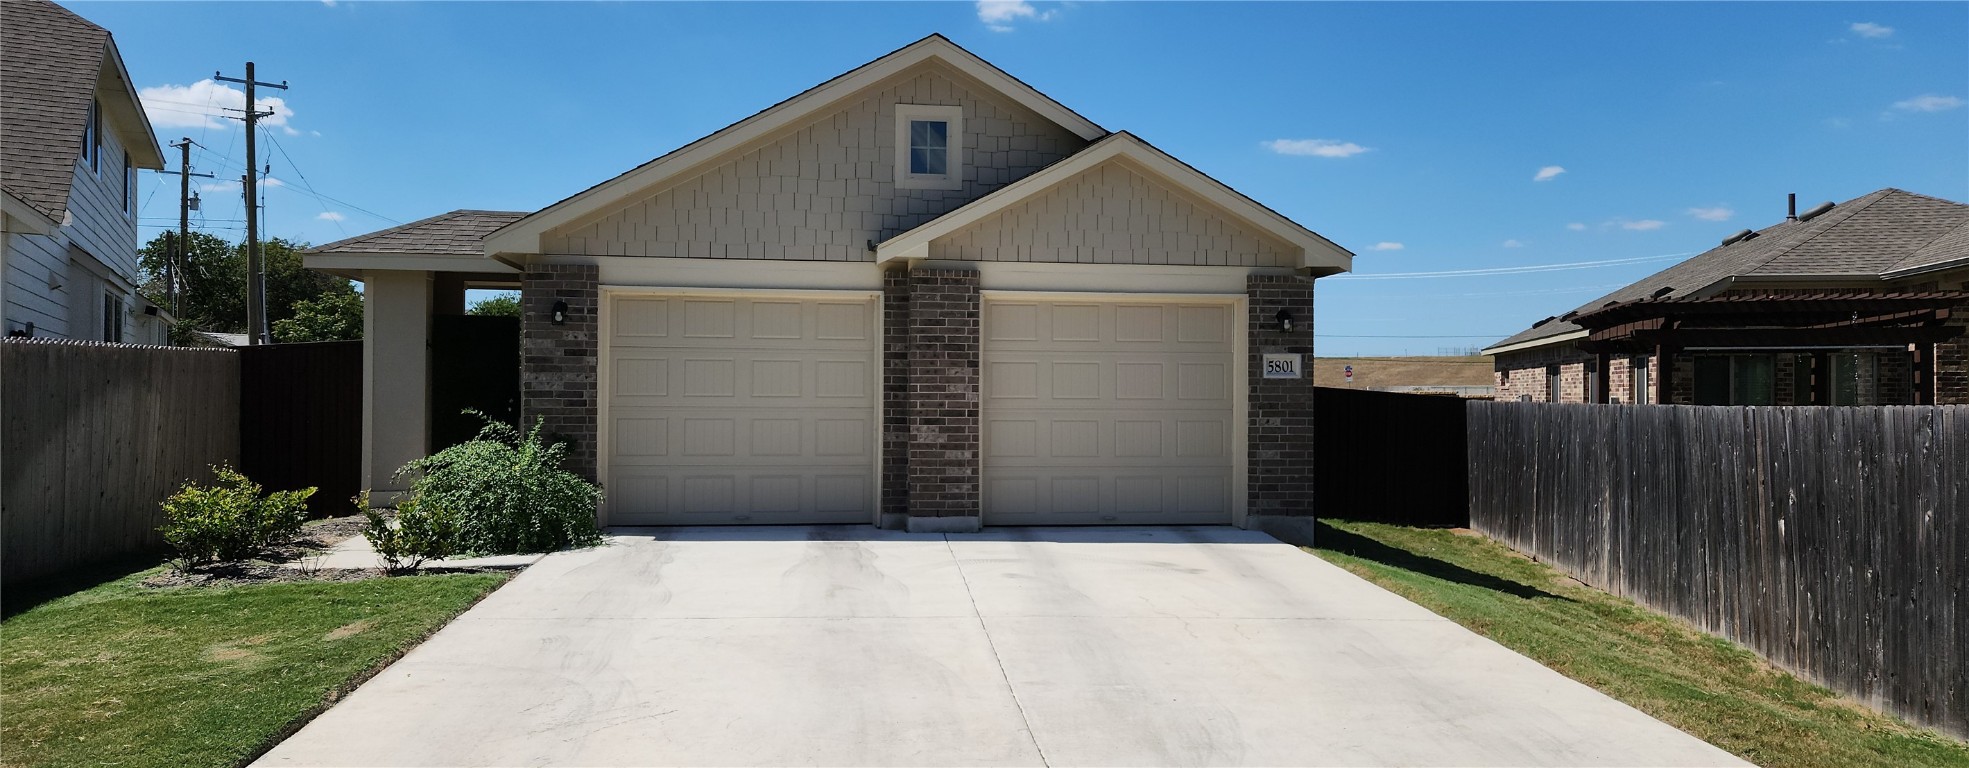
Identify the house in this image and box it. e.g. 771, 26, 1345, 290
1484, 189, 1969, 406
1, 0, 169, 344
305, 35, 1351, 539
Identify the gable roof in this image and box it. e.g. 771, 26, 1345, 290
874, 131, 1353, 274
1484, 188, 1969, 354
0, 0, 163, 223
484, 34, 1106, 257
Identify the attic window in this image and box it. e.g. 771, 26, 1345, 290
894, 104, 963, 191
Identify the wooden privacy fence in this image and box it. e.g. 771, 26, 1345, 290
239, 341, 363, 516
2, 338, 362, 583
1314, 387, 1468, 526
2, 339, 240, 583
1469, 402, 1967, 739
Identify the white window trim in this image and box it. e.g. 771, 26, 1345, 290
893, 104, 963, 191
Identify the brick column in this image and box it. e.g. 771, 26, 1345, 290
1937, 338, 1969, 405
1245, 275, 1316, 546
905, 266, 981, 532
880, 267, 911, 527
521, 264, 599, 481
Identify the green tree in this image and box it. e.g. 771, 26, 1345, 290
467, 293, 521, 318
272, 290, 363, 342
140, 232, 356, 343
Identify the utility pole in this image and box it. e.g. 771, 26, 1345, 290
157, 138, 212, 316
215, 62, 286, 345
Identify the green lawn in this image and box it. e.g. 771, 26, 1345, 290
2, 567, 508, 768
1313, 519, 1969, 768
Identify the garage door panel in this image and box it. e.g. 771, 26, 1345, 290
607, 294, 875, 525
984, 298, 1236, 525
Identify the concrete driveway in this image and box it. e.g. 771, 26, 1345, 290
258, 527, 1746, 767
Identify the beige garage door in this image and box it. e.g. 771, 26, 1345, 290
983, 297, 1238, 525
605, 294, 877, 525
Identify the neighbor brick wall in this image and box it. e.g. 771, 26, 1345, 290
1492, 342, 1593, 402
1938, 339, 1969, 405
906, 267, 980, 518
1247, 275, 1315, 517
881, 268, 911, 521
521, 264, 599, 482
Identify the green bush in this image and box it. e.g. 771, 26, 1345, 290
358, 493, 460, 573
159, 466, 315, 566
395, 414, 603, 555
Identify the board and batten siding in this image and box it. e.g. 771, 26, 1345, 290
2, 87, 144, 341
540, 64, 1088, 261
927, 158, 1299, 267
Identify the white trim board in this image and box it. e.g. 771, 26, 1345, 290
486, 35, 1104, 258
875, 132, 1354, 275
1482, 329, 1589, 356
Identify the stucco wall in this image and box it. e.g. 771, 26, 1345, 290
925, 158, 1299, 267
541, 64, 1088, 261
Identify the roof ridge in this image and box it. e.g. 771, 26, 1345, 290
303, 209, 520, 253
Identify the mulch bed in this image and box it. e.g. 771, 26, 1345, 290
140, 513, 514, 589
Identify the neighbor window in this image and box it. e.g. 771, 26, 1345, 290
81, 99, 100, 172
1830, 352, 1879, 406
1545, 364, 1561, 403
1631, 356, 1651, 404
123, 153, 133, 212
101, 292, 123, 343
893, 104, 963, 190
1693, 354, 1775, 406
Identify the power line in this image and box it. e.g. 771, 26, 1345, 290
1328, 252, 1691, 280
260, 126, 349, 236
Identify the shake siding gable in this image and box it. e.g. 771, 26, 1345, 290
540, 65, 1087, 261
925, 158, 1300, 267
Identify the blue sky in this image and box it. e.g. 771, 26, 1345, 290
76, 1, 1969, 355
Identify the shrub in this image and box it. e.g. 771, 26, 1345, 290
159, 466, 315, 566
396, 414, 603, 555
358, 493, 460, 573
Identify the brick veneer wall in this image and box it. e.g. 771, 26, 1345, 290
1246, 275, 1315, 518
521, 264, 599, 481
881, 268, 911, 524
905, 267, 981, 521
1492, 341, 1594, 402
1938, 338, 1969, 405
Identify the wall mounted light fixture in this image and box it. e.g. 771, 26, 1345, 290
550, 300, 569, 326
1275, 308, 1295, 333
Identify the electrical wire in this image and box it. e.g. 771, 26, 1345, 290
1327, 252, 1690, 280
260, 126, 352, 236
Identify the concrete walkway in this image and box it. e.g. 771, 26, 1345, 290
258, 527, 1747, 767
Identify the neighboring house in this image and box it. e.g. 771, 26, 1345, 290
1, 0, 169, 344
305, 35, 1351, 538
1484, 189, 1969, 406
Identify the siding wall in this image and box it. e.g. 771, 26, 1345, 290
927, 158, 1299, 267
3, 83, 144, 341
542, 64, 1087, 261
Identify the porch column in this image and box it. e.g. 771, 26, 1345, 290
520, 264, 599, 481
361, 270, 432, 496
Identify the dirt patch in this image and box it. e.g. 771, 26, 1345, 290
323, 620, 373, 641
206, 635, 271, 663
259, 514, 371, 563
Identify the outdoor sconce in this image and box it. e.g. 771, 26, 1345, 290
1275, 309, 1295, 333
550, 300, 569, 326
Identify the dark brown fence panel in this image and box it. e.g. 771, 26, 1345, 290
1314, 387, 1467, 526
1, 339, 240, 582
239, 341, 361, 516
1469, 401, 1967, 739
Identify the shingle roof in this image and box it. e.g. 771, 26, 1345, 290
1487, 188, 1969, 351
306, 210, 529, 255
1, 0, 110, 222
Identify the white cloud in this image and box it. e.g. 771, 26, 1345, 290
1264, 138, 1371, 158
1619, 219, 1666, 231
1566, 222, 1587, 231
1370, 242, 1404, 251
316, 211, 345, 222
199, 176, 286, 193
139, 79, 300, 135
977, 1, 1055, 32
1686, 206, 1735, 222
1892, 94, 1965, 113
1502, 239, 1524, 248
1533, 165, 1566, 182
1850, 22, 1893, 39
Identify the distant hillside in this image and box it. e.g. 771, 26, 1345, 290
1313, 356, 1494, 389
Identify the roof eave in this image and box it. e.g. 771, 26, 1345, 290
2, 188, 59, 235
99, 42, 164, 169
304, 251, 522, 280
874, 132, 1351, 273
1882, 256, 1969, 281
1481, 329, 1588, 357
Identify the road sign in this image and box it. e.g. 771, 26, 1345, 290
1344, 364, 1354, 383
